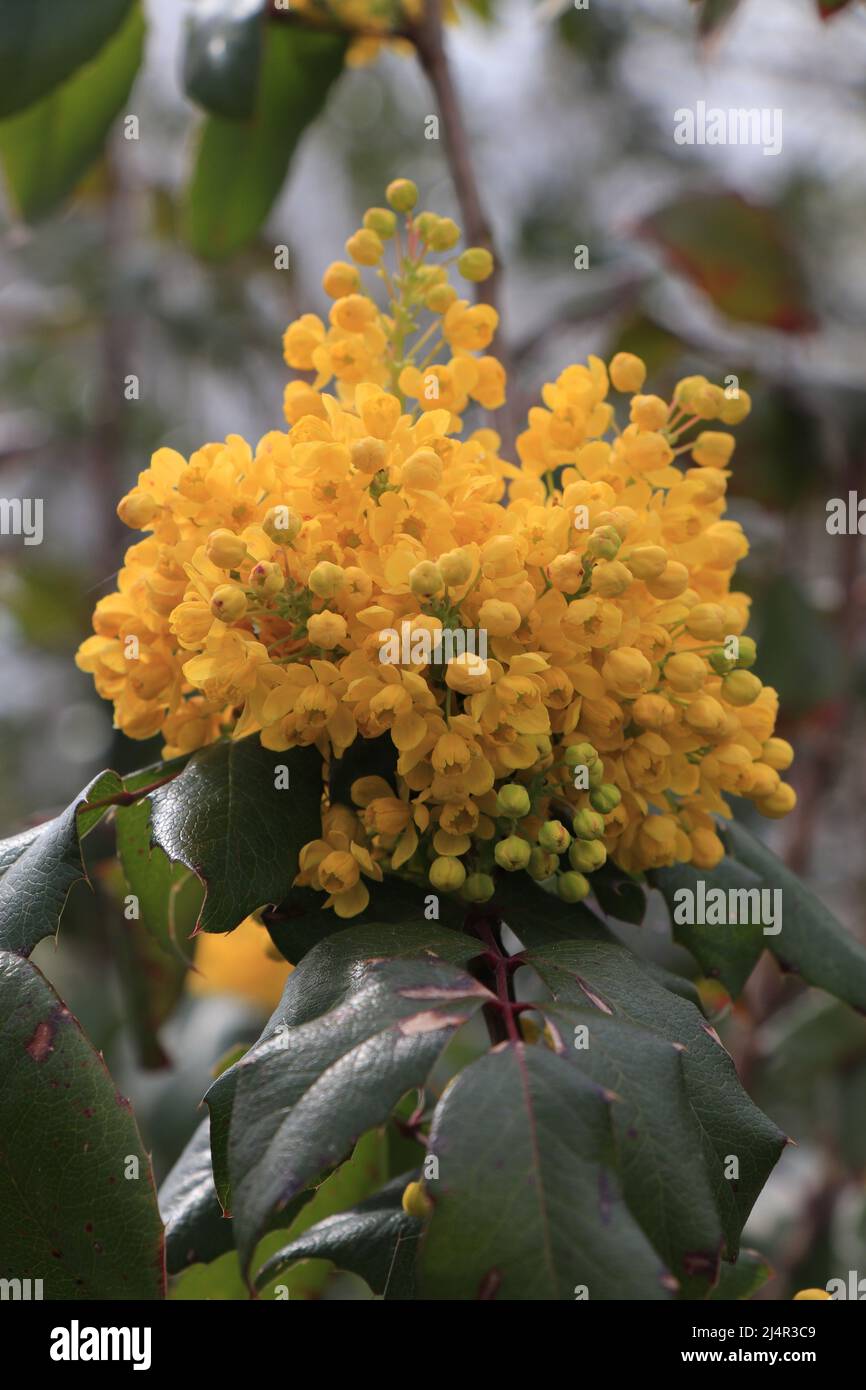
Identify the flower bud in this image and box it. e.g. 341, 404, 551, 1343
346, 228, 383, 265
428, 217, 460, 251
351, 436, 388, 474
249, 561, 284, 597
665, 651, 706, 692
538, 819, 572, 854
386, 178, 418, 212
629, 394, 669, 431
622, 545, 667, 581
558, 871, 590, 903
590, 783, 622, 815
548, 551, 584, 592
719, 389, 751, 425
735, 635, 757, 668
322, 260, 360, 298
263, 505, 302, 545
409, 560, 443, 598
792, 1289, 830, 1302
363, 206, 396, 238
572, 808, 605, 840
401, 1180, 433, 1219
457, 247, 494, 282
464, 872, 495, 903
528, 847, 558, 880
709, 648, 736, 675
609, 352, 646, 393
646, 561, 689, 600
210, 585, 247, 622
565, 742, 599, 769
494, 835, 532, 872
692, 431, 735, 468
425, 283, 458, 313
206, 528, 248, 569
569, 838, 607, 872
308, 561, 346, 598
761, 737, 794, 772
438, 547, 474, 587
307, 611, 348, 649
721, 670, 763, 706
429, 855, 466, 891
497, 783, 531, 818
685, 603, 727, 641
591, 560, 632, 598
117, 491, 157, 529
755, 783, 797, 819
585, 525, 621, 562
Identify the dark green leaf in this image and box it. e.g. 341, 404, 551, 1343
710, 1248, 775, 1300
0, 951, 164, 1298
148, 736, 323, 935
726, 820, 866, 1012
184, 24, 346, 258
0, 4, 145, 221
540, 1000, 724, 1295
420, 1043, 673, 1300
254, 1173, 421, 1299
651, 856, 766, 997
116, 798, 203, 959
160, 1117, 234, 1275
0, 0, 134, 118
591, 861, 646, 924
208, 924, 488, 1270
182, 0, 266, 120
508, 883, 786, 1260
0, 769, 123, 956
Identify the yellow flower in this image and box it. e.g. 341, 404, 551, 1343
77, 177, 794, 918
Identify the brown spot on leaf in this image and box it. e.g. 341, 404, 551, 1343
397, 1010, 468, 1036
25, 1017, 57, 1062
477, 1269, 501, 1300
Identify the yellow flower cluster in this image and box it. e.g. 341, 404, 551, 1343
77, 178, 795, 921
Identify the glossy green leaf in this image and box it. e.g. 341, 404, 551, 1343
148, 736, 323, 935
651, 855, 766, 998
540, 1000, 725, 1295
420, 1043, 673, 1300
207, 924, 488, 1270
116, 798, 203, 959
182, 0, 266, 120
726, 820, 866, 1011
255, 1174, 421, 1299
0, 4, 145, 221
0, 0, 134, 118
0, 769, 123, 956
507, 885, 786, 1261
0, 952, 164, 1298
185, 24, 346, 258
160, 1117, 234, 1275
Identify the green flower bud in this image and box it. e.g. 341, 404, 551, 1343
721, 670, 763, 707
538, 819, 572, 854
413, 211, 439, 243
429, 856, 466, 891
588, 759, 606, 789
429, 217, 460, 251
457, 247, 494, 282
386, 178, 418, 212
263, 504, 302, 545
463, 872, 495, 903
494, 835, 532, 872
572, 808, 606, 840
735, 636, 757, 668
589, 783, 622, 815
363, 206, 397, 238
708, 648, 736, 676
527, 847, 559, 880
569, 838, 607, 873
585, 524, 622, 562
496, 783, 531, 819
564, 741, 599, 769
558, 871, 590, 903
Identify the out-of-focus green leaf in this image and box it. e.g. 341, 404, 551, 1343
185, 24, 346, 258
0, 4, 145, 221
0, 0, 134, 118
817, 0, 856, 16
750, 576, 844, 717
652, 856, 766, 998
710, 1248, 775, 1300
640, 193, 815, 332
726, 820, 866, 1012
182, 0, 266, 120
692, 0, 743, 36
0, 952, 164, 1298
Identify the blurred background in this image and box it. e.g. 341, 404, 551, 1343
1, 0, 865, 1298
